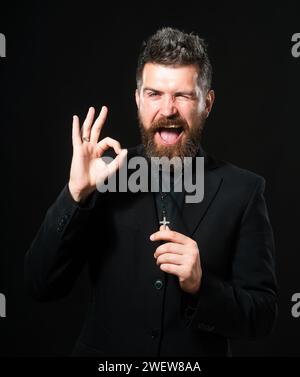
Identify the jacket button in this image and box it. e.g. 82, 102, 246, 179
154, 279, 163, 290
185, 306, 196, 318
151, 329, 159, 339
198, 323, 215, 332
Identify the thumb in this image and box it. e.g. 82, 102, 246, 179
159, 225, 171, 231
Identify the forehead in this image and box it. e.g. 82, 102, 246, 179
141, 63, 199, 91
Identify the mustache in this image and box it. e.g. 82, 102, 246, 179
149, 116, 188, 133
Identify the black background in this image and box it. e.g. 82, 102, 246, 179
1, 1, 300, 357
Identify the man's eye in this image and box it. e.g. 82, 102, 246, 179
148, 92, 159, 97
176, 94, 189, 99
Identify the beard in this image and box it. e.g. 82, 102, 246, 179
138, 111, 206, 161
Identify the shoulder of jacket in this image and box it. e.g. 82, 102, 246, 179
213, 158, 264, 184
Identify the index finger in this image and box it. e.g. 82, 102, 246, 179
150, 229, 191, 244
90, 106, 108, 143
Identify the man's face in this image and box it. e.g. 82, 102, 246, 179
136, 63, 212, 159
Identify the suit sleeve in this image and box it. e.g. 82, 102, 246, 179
184, 177, 278, 340
24, 184, 100, 301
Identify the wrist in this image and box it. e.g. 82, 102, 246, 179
189, 276, 202, 296
68, 182, 93, 204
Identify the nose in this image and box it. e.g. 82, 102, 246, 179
159, 95, 178, 118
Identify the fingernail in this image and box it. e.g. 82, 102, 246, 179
150, 234, 154, 241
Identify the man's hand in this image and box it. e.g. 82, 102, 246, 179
68, 106, 127, 203
150, 225, 202, 295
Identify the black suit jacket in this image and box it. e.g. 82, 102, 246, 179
24, 145, 278, 357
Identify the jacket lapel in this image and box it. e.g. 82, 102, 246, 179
168, 147, 223, 238
181, 164, 223, 237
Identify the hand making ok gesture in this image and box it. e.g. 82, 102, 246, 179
68, 106, 127, 203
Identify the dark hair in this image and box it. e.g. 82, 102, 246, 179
136, 27, 212, 93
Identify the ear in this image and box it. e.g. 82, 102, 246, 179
135, 89, 140, 108
205, 89, 215, 118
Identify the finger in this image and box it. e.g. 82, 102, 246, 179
150, 229, 191, 244
107, 149, 128, 176
81, 107, 95, 140
90, 106, 108, 143
72, 115, 82, 147
156, 252, 183, 266
95, 137, 122, 157
159, 263, 182, 277
159, 225, 171, 231
154, 242, 184, 258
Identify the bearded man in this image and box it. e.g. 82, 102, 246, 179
25, 27, 278, 357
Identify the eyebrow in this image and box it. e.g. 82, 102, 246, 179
143, 87, 196, 96
143, 87, 162, 94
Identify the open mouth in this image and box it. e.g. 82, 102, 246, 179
156, 126, 184, 145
